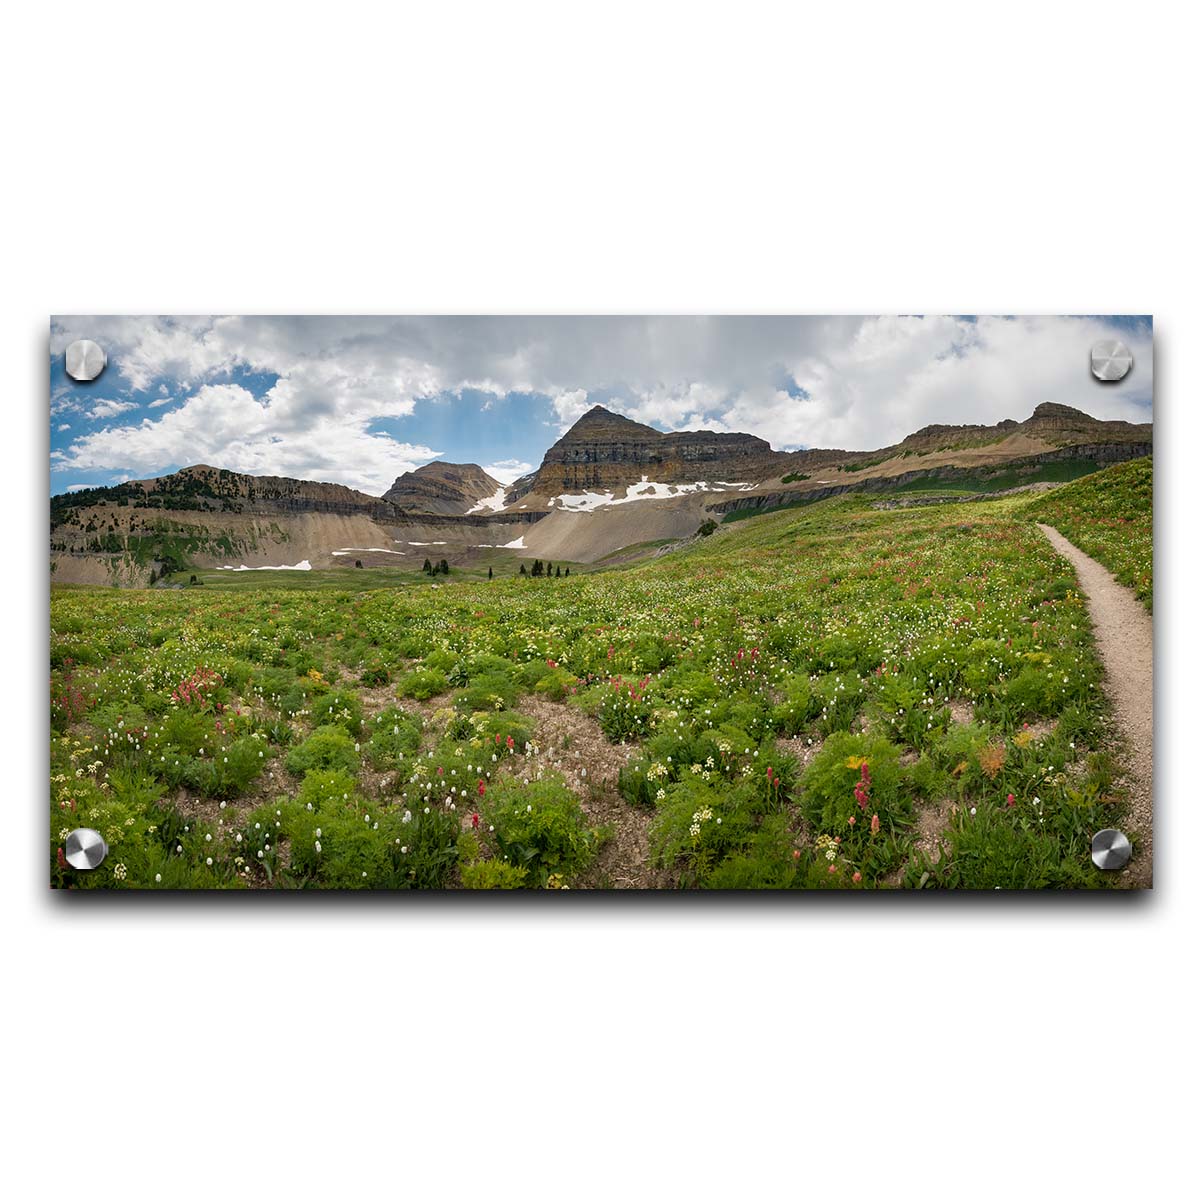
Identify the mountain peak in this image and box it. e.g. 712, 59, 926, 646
382, 461, 502, 515
561, 405, 662, 440
1028, 402, 1095, 422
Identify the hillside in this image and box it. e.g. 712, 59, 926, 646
514, 404, 782, 498
1024, 456, 1153, 609
382, 462, 504, 515
51, 462, 1152, 890
49, 401, 1151, 584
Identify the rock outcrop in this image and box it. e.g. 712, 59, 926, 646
383, 462, 504, 515
526, 405, 784, 494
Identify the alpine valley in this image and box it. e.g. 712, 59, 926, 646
50, 402, 1151, 586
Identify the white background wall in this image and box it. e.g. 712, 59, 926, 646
6, 4, 1194, 1197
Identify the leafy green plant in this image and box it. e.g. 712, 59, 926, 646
483, 777, 596, 885
460, 859, 529, 889
286, 725, 360, 776
396, 667, 449, 700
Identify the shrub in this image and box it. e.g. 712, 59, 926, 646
286, 725, 360, 776
618, 759, 659, 807
310, 689, 363, 734
598, 676, 654, 743
284, 769, 459, 889
460, 859, 529, 889
799, 731, 908, 832
648, 778, 757, 882
483, 777, 596, 885
364, 707, 423, 770
532, 667, 576, 701
812, 671, 866, 734
397, 667, 449, 701
184, 736, 267, 798
359, 660, 391, 687
703, 816, 798, 888
770, 675, 817, 735
455, 671, 520, 713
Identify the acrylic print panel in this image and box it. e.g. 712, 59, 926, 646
48, 316, 1154, 891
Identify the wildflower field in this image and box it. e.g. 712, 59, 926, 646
1026, 456, 1153, 610
50, 471, 1147, 890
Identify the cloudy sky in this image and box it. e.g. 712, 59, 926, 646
49, 315, 1153, 496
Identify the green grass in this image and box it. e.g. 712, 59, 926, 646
51, 483, 1149, 891
164, 551, 591, 591
1023, 456, 1153, 609
886, 459, 1104, 495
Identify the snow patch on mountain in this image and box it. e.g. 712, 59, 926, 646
218, 560, 312, 572
549, 477, 753, 512
466, 485, 509, 514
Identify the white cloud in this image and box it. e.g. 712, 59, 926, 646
65, 483, 92, 492
484, 460, 534, 484
53, 383, 438, 495
48, 315, 1152, 490
57, 423, 71, 432
87, 399, 138, 421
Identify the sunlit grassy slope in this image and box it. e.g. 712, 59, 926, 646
51, 485, 1149, 890
1023, 457, 1152, 610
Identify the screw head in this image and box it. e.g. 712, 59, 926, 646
1090, 339, 1133, 382
64, 827, 109, 870
1091, 827, 1132, 871
64, 339, 107, 382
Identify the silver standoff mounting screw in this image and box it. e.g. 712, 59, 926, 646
64, 339, 107, 382
1091, 828, 1132, 871
64, 827, 109, 870
1090, 339, 1133, 382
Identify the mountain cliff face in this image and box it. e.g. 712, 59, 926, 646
50, 464, 398, 525
1021, 401, 1150, 444
49, 401, 1152, 584
523, 405, 783, 495
382, 462, 503, 515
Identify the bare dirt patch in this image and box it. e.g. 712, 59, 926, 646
1037, 523, 1153, 887
773, 735, 824, 849
947, 698, 974, 726
515, 695, 671, 888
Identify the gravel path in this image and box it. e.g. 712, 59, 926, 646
1037, 524, 1153, 886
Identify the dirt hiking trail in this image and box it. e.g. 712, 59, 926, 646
1037, 523, 1153, 886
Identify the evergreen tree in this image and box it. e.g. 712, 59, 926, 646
555, 565, 561, 577
355, 559, 363, 568
488, 566, 493, 580
438, 558, 449, 575
423, 558, 432, 574
564, 567, 570, 577
546, 561, 554, 577
531, 559, 544, 578
519, 563, 528, 576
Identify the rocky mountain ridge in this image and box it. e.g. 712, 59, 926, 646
514, 405, 782, 497
382, 462, 503, 515
50, 401, 1151, 585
